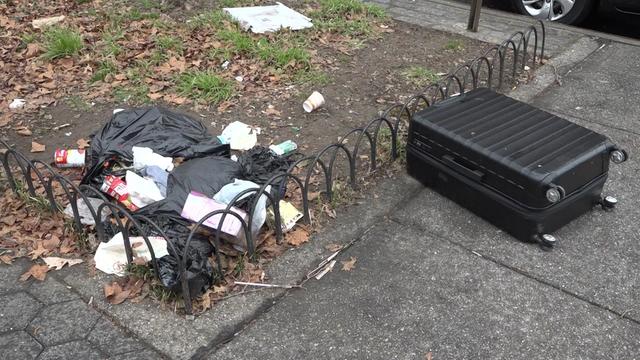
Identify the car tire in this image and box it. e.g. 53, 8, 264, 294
511, 0, 596, 24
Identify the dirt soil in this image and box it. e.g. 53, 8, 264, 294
2, 20, 488, 161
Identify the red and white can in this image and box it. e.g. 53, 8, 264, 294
100, 175, 138, 211
54, 149, 86, 168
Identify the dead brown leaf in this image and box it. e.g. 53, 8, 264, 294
76, 138, 90, 149
1, 215, 16, 226
20, 264, 49, 281
29, 243, 48, 260
31, 142, 46, 153
341, 257, 357, 271
286, 227, 310, 247
0, 255, 13, 265
26, 43, 40, 58
325, 243, 343, 252
104, 282, 131, 305
43, 256, 83, 270
16, 127, 32, 136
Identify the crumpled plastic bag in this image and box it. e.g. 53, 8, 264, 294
63, 197, 106, 226
237, 145, 298, 186
82, 107, 229, 184
126, 170, 165, 209
157, 234, 215, 299
213, 179, 270, 236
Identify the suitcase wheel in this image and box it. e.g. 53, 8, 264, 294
600, 195, 618, 211
532, 233, 557, 250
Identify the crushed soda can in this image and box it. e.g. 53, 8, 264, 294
54, 149, 86, 168
100, 175, 138, 211
269, 140, 297, 156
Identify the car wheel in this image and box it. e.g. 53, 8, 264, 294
511, 0, 595, 24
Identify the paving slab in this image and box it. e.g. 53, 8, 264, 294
531, 42, 640, 135
210, 220, 640, 359
0, 292, 42, 332
87, 317, 148, 356
0, 331, 43, 360
28, 299, 101, 346
37, 340, 104, 360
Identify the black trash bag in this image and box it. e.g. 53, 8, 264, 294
134, 204, 216, 298
237, 146, 298, 185
82, 107, 229, 184
157, 233, 216, 299
161, 155, 243, 214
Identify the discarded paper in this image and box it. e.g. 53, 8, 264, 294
94, 232, 169, 276
224, 2, 313, 34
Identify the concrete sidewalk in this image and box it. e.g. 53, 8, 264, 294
206, 2, 640, 359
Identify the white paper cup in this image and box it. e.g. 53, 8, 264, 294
303, 91, 325, 113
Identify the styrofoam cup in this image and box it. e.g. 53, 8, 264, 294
303, 91, 325, 113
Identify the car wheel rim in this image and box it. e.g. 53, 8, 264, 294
521, 0, 575, 21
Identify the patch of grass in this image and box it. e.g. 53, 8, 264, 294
402, 66, 440, 86
189, 10, 229, 30
14, 180, 52, 213
155, 35, 184, 54
317, 0, 385, 18
444, 39, 464, 51
177, 71, 234, 103
315, 18, 372, 36
218, 28, 255, 55
42, 27, 84, 60
256, 39, 310, 69
128, 8, 160, 21
21, 33, 36, 44
208, 47, 233, 62
91, 60, 117, 82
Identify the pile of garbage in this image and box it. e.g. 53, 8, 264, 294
60, 107, 303, 298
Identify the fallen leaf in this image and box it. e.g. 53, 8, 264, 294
43, 256, 83, 270
76, 138, 90, 149
325, 243, 343, 252
163, 94, 188, 105
31, 142, 45, 153
0, 255, 13, 265
148, 92, 163, 100
1, 215, 16, 226
212, 285, 227, 295
16, 127, 32, 136
20, 264, 49, 281
42, 235, 61, 249
263, 105, 281, 117
307, 191, 321, 201
29, 243, 48, 260
104, 282, 131, 305
341, 256, 357, 271
286, 227, 309, 247
26, 43, 40, 58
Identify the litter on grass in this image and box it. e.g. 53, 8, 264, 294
224, 2, 313, 34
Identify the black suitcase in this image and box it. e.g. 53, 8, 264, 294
406, 88, 628, 248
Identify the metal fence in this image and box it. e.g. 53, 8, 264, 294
0, 21, 546, 315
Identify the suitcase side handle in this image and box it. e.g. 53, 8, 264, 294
442, 155, 485, 182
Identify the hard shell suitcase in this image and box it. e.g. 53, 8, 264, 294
406, 88, 628, 248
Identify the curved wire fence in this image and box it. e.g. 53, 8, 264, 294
0, 22, 546, 314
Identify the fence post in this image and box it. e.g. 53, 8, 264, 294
467, 0, 483, 32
